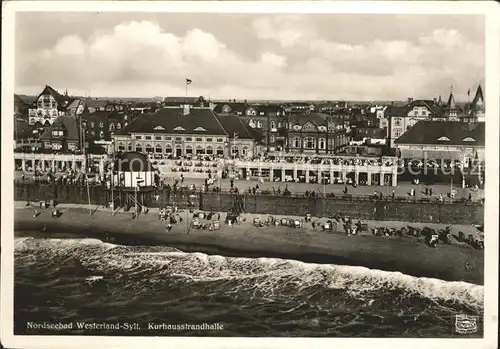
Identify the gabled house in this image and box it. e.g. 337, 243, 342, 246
28, 85, 73, 126
39, 116, 81, 152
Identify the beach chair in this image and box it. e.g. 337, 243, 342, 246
253, 217, 261, 227
294, 220, 301, 228
211, 220, 219, 230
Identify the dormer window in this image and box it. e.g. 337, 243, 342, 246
109, 123, 115, 131
437, 136, 450, 141
117, 123, 121, 129
99, 122, 104, 128
463, 137, 476, 142
193, 127, 207, 132
173, 126, 185, 131
99, 131, 104, 138
154, 126, 166, 131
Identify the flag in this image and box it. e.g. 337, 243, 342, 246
186, 79, 192, 85
467, 89, 471, 96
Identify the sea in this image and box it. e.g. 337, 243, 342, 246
14, 236, 484, 337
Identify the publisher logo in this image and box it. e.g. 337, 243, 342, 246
455, 315, 477, 334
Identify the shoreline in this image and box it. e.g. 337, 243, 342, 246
14, 203, 484, 285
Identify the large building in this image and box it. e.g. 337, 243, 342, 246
285, 112, 349, 154
394, 120, 485, 162
112, 105, 256, 158
28, 85, 73, 126
213, 102, 287, 151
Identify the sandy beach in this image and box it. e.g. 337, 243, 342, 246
14, 202, 484, 285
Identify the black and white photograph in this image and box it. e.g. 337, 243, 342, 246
1, 2, 499, 349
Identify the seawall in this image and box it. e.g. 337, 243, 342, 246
14, 182, 483, 225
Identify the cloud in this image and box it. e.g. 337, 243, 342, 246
16, 18, 484, 101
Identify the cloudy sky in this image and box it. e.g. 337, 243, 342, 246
15, 12, 484, 101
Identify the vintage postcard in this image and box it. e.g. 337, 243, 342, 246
1, 1, 499, 349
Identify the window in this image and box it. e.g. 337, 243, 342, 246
196, 146, 205, 154
175, 137, 182, 141
136, 144, 143, 152
186, 137, 192, 142
117, 123, 121, 129
164, 145, 172, 153
270, 135, 275, 143
206, 138, 213, 142
135, 135, 142, 140
99, 122, 104, 128
165, 137, 171, 141
109, 123, 115, 131
394, 129, 402, 138
145, 136, 152, 140
127, 144, 133, 151
293, 137, 301, 148
270, 121, 276, 129
256, 121, 262, 128
185, 145, 193, 154
99, 131, 104, 138
206, 145, 213, 155
414, 111, 418, 116
91, 130, 96, 136
118, 142, 125, 151
242, 146, 249, 156
216, 146, 224, 155
90, 121, 95, 128
195, 137, 203, 142
217, 138, 224, 143
304, 137, 316, 149
319, 138, 326, 150
155, 144, 162, 153
278, 122, 282, 128
422, 111, 427, 116
155, 136, 162, 140
145, 144, 153, 153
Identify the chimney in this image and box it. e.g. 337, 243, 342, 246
433, 97, 437, 104
183, 104, 190, 116
407, 98, 413, 104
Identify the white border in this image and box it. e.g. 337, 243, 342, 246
1, 2, 499, 349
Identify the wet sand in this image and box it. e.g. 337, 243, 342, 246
14, 202, 484, 285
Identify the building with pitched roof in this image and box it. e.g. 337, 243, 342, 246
285, 112, 349, 154
112, 106, 256, 158
28, 85, 74, 126
463, 85, 485, 123
394, 120, 485, 162
39, 115, 82, 152
386, 97, 445, 147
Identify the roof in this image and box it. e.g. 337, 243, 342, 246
471, 85, 484, 108
255, 104, 284, 114
213, 103, 247, 114
113, 152, 153, 172
14, 120, 35, 140
395, 121, 485, 146
37, 85, 72, 106
214, 114, 255, 140
40, 115, 80, 142
446, 93, 456, 109
288, 112, 327, 126
115, 107, 227, 136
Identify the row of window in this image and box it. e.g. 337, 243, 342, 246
134, 135, 224, 142
290, 137, 327, 149
87, 121, 126, 130
117, 143, 248, 156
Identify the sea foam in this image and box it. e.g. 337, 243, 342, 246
14, 237, 484, 309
